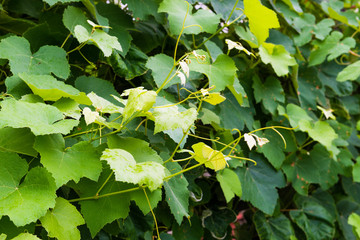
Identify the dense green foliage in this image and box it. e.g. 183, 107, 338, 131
0, 0, 360, 239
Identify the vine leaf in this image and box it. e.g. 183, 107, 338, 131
19, 73, 91, 105
40, 197, 85, 240
101, 149, 165, 191
164, 162, 190, 224
259, 43, 297, 76
74, 25, 122, 57
87, 92, 123, 114
43, 0, 80, 6
53, 98, 82, 120
254, 211, 296, 240
62, 6, 90, 34
309, 31, 356, 66
0, 152, 56, 226
235, 153, 286, 215
0, 99, 79, 136
122, 87, 157, 121
0, 128, 37, 157
152, 106, 197, 134
252, 75, 285, 114
203, 93, 226, 105
146, 53, 179, 89
189, 51, 237, 91
244, 0, 280, 45
337, 60, 360, 82
11, 233, 41, 240
348, 213, 360, 238
34, 134, 102, 188
0, 36, 69, 79
192, 142, 228, 171
216, 168, 242, 203
290, 195, 335, 240
122, 0, 162, 20
158, 0, 220, 35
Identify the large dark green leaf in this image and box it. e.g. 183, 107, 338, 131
235, 153, 286, 215
203, 208, 236, 239
254, 211, 295, 240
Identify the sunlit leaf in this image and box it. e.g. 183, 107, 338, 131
192, 142, 227, 171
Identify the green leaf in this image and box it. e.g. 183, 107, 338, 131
0, 99, 78, 136
19, 73, 91, 105
285, 103, 312, 129
108, 46, 148, 80
122, 87, 157, 121
0, 216, 35, 239
282, 144, 340, 195
210, 0, 244, 22
290, 194, 335, 240
88, 92, 123, 114
53, 98, 82, 120
74, 25, 122, 57
292, 13, 334, 46
152, 106, 197, 134
123, 0, 162, 20
0, 36, 69, 79
202, 208, 236, 239
253, 75, 285, 114
11, 233, 41, 240
76, 166, 131, 237
101, 148, 165, 191
216, 168, 242, 202
0, 152, 56, 226
244, 0, 280, 45
128, 188, 162, 215
40, 197, 84, 240
34, 134, 102, 187
189, 51, 237, 91
146, 54, 179, 89
158, 0, 220, 35
235, 153, 286, 215
309, 31, 356, 66
254, 211, 295, 240
192, 142, 228, 171
164, 162, 189, 225
107, 136, 163, 164
337, 60, 360, 82
348, 213, 360, 239
43, 0, 80, 6
0, 128, 37, 157
62, 6, 90, 34
259, 43, 297, 76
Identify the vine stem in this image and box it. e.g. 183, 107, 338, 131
143, 188, 161, 240
173, 1, 190, 64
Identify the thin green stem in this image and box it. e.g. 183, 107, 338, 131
143, 188, 161, 240
68, 186, 141, 203
173, 2, 190, 64
226, 0, 239, 23
61, 33, 71, 48
64, 127, 104, 139
95, 172, 113, 196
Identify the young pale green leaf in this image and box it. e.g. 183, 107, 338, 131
101, 149, 165, 191
253, 75, 285, 114
146, 54, 179, 89
87, 92, 123, 114
74, 25, 122, 57
189, 51, 237, 91
254, 212, 295, 240
40, 197, 84, 240
244, 0, 280, 45
19, 73, 91, 105
192, 142, 227, 171
309, 31, 356, 66
216, 168, 242, 202
203, 93, 226, 105
152, 106, 197, 134
122, 87, 157, 121
107, 135, 163, 164
11, 233, 41, 240
348, 213, 360, 238
235, 153, 286, 215
259, 43, 297, 76
0, 99, 78, 136
158, 0, 220, 35
337, 60, 360, 82
0, 154, 56, 226
0, 128, 37, 157
34, 134, 102, 188
0, 36, 69, 79
285, 103, 313, 129
0, 234, 5, 240
164, 162, 190, 225
53, 98, 82, 120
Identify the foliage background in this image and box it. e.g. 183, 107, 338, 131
0, 0, 360, 239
